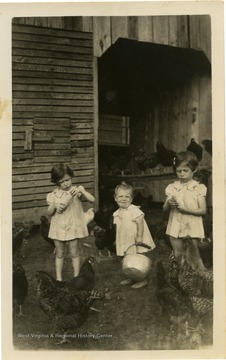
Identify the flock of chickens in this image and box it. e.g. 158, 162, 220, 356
13, 198, 213, 349
100, 138, 212, 177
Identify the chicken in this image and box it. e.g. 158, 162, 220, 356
155, 261, 193, 336
36, 270, 103, 344
93, 225, 116, 257
134, 149, 159, 173
197, 237, 213, 270
13, 221, 34, 256
94, 203, 116, 230
178, 237, 213, 317
187, 138, 203, 162
156, 141, 176, 167
40, 216, 55, 250
13, 262, 28, 316
63, 256, 97, 291
201, 139, 212, 157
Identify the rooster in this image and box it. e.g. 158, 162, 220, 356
156, 141, 176, 167
36, 270, 103, 344
40, 216, 55, 250
13, 262, 28, 316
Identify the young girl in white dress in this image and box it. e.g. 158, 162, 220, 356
113, 182, 156, 289
46, 163, 95, 281
163, 151, 207, 259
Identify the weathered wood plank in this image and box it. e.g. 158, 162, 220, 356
12, 32, 93, 48
13, 112, 94, 119
35, 150, 71, 156
34, 143, 71, 150
13, 186, 54, 196
13, 133, 24, 140
71, 134, 93, 141
13, 71, 92, 82
12, 63, 93, 75
12, 55, 93, 68
33, 124, 70, 131
12, 168, 93, 181
12, 78, 93, 88
12, 163, 93, 173
35, 156, 71, 163
14, 98, 93, 107
13, 177, 93, 189
93, 16, 111, 57
13, 119, 33, 126
178, 16, 189, 48
111, 17, 129, 43
33, 130, 69, 137
13, 105, 93, 113
168, 16, 179, 47
12, 23, 93, 39
128, 17, 138, 40
13, 153, 34, 160
13, 40, 93, 54
12, 48, 93, 62
152, 16, 169, 45
137, 16, 153, 42
13, 91, 93, 100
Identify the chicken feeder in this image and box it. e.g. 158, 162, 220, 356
122, 243, 152, 282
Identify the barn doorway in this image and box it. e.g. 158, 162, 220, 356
97, 38, 211, 207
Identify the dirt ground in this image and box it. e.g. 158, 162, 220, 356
13, 208, 213, 351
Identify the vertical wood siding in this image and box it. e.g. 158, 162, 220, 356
12, 22, 94, 221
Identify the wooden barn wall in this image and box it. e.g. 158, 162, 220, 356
130, 73, 211, 153
12, 22, 94, 222
13, 15, 211, 61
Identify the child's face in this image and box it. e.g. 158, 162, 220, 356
114, 189, 133, 209
58, 174, 72, 191
176, 163, 195, 183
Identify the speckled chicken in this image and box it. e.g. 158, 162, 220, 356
36, 270, 103, 344
13, 262, 28, 316
178, 237, 213, 317
156, 261, 193, 335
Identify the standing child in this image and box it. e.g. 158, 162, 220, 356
113, 182, 156, 289
46, 163, 95, 281
163, 151, 207, 259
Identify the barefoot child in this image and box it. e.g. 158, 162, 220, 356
163, 151, 207, 259
113, 182, 155, 289
46, 163, 95, 280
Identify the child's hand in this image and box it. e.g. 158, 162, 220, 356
55, 203, 67, 214
71, 185, 85, 197
168, 196, 178, 207
176, 203, 187, 213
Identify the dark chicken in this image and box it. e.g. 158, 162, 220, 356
93, 225, 116, 257
62, 256, 97, 291
201, 139, 212, 157
155, 261, 193, 335
187, 138, 203, 162
13, 221, 34, 256
40, 215, 55, 249
156, 141, 176, 167
36, 270, 103, 344
134, 149, 159, 173
13, 262, 28, 316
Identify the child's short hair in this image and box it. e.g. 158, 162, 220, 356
173, 151, 198, 172
114, 182, 134, 197
51, 163, 74, 184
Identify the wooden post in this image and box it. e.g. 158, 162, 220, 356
93, 56, 99, 210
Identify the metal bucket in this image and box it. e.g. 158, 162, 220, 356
122, 242, 152, 282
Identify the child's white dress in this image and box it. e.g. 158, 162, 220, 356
47, 188, 89, 241
113, 204, 156, 256
165, 180, 207, 238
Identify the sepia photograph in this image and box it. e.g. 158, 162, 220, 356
0, 1, 225, 359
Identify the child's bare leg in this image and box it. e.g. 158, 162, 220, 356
54, 240, 65, 281
169, 236, 184, 258
69, 239, 80, 277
